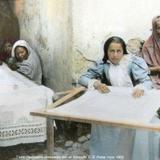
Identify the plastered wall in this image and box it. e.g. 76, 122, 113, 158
14, 0, 160, 90
72, 0, 160, 80
14, 0, 72, 91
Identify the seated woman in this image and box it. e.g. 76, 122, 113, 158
79, 36, 152, 159
142, 15, 160, 89
0, 38, 16, 65
9, 40, 42, 85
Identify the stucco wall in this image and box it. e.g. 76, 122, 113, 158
72, 0, 160, 80
14, 0, 72, 91
14, 0, 160, 90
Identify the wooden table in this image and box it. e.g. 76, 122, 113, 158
30, 86, 160, 158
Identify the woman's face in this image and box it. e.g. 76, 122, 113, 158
15, 46, 28, 62
107, 42, 124, 65
4, 42, 12, 54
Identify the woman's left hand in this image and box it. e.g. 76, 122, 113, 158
132, 88, 144, 98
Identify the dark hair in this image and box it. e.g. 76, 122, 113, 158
102, 36, 128, 63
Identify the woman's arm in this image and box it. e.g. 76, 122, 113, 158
130, 56, 153, 98
7, 57, 19, 71
78, 61, 104, 87
78, 61, 110, 93
149, 66, 160, 72
131, 56, 153, 90
17, 62, 34, 80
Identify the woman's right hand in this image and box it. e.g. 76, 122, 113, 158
9, 64, 19, 71
93, 81, 110, 93
149, 66, 160, 72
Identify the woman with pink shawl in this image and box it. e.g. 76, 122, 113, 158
139, 15, 160, 159
142, 15, 160, 89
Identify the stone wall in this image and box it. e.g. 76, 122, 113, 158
72, 0, 160, 80
0, 0, 19, 47
13, 0, 160, 90
14, 0, 73, 91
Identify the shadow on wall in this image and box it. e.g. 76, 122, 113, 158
0, 0, 20, 48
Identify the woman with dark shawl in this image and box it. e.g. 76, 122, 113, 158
0, 38, 17, 64
142, 15, 160, 89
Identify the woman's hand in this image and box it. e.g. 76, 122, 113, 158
132, 88, 144, 98
8, 63, 18, 71
93, 81, 110, 93
7, 57, 18, 71
149, 66, 160, 72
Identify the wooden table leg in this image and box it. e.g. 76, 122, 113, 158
47, 118, 54, 159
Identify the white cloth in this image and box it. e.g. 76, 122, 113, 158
48, 88, 160, 159
0, 64, 54, 146
49, 88, 160, 124
108, 56, 133, 87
